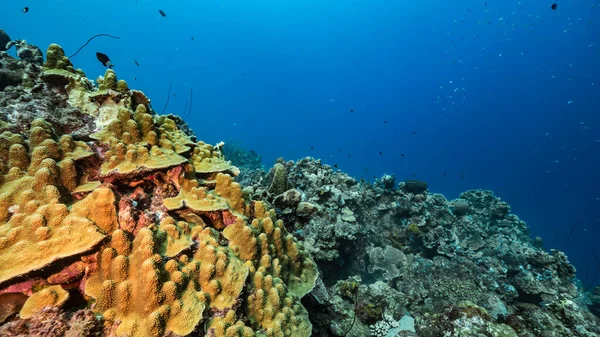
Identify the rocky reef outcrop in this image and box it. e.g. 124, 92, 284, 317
240, 158, 600, 336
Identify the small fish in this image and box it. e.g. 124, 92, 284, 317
96, 52, 114, 69
191, 36, 195, 41
22, 7, 29, 13
159, 9, 167, 17
133, 59, 139, 66
551, 3, 557, 10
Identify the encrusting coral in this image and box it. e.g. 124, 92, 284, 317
19, 285, 69, 319
0, 43, 317, 337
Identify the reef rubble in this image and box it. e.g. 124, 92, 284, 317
0, 34, 599, 337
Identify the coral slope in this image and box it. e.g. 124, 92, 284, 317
240, 158, 600, 336
0, 40, 317, 337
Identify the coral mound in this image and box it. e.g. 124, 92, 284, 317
0, 43, 317, 337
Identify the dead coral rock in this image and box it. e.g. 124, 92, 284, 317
451, 199, 470, 216
46, 261, 85, 285
64, 309, 104, 337
367, 245, 407, 281
402, 180, 428, 194
296, 201, 318, 218
273, 188, 302, 208
0, 292, 28, 324
0, 86, 95, 137
8, 40, 43, 65
0, 307, 71, 337
268, 162, 289, 196
0, 30, 10, 51
590, 286, 600, 318
0, 68, 23, 91
0, 50, 24, 91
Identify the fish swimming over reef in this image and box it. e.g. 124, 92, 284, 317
96, 52, 114, 69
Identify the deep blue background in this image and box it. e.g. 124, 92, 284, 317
1, 0, 599, 286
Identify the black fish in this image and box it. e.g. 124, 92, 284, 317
96, 52, 114, 69
133, 59, 139, 66
551, 3, 557, 10
22, 7, 29, 13
159, 9, 167, 17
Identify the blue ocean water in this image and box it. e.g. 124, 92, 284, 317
1, 0, 599, 286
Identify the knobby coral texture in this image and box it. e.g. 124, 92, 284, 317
0, 42, 317, 337
1, 37, 600, 337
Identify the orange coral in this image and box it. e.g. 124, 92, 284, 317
85, 227, 248, 337
0, 44, 318, 337
20, 285, 69, 319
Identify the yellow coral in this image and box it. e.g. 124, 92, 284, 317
0, 184, 108, 285
207, 310, 255, 337
91, 105, 189, 176
1, 49, 317, 337
163, 176, 230, 212
19, 285, 69, 319
85, 227, 248, 337
157, 216, 204, 257
156, 115, 195, 154
224, 202, 318, 298
222, 202, 317, 336
190, 142, 239, 176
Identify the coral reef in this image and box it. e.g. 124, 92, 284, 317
1, 34, 599, 337
0, 40, 317, 337
238, 158, 600, 336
